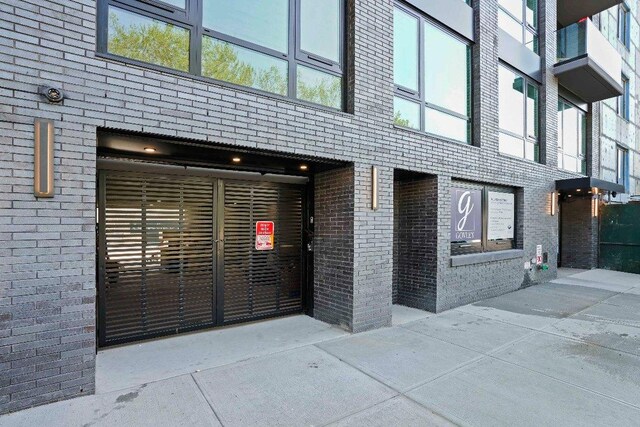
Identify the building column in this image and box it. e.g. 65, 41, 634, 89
352, 163, 393, 332
313, 163, 393, 333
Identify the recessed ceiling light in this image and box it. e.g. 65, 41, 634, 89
576, 189, 581, 192
144, 147, 157, 153
300, 165, 308, 171
232, 157, 241, 163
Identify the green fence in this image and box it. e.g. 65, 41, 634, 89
599, 203, 640, 274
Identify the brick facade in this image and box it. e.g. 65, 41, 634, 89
0, 0, 627, 414
393, 174, 438, 311
560, 197, 599, 269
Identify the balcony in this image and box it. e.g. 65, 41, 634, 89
557, 0, 623, 28
554, 19, 623, 103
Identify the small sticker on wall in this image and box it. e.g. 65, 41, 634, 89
255, 221, 274, 251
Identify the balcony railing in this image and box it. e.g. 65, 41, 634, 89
554, 19, 623, 103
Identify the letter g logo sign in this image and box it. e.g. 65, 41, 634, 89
457, 191, 475, 231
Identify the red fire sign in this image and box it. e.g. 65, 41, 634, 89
255, 221, 275, 251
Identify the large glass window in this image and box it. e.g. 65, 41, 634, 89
498, 0, 538, 53
557, 99, 586, 174
107, 6, 190, 72
451, 183, 517, 256
201, 37, 288, 96
498, 65, 539, 161
300, 0, 341, 63
202, 0, 289, 53
99, 0, 345, 109
393, 4, 471, 144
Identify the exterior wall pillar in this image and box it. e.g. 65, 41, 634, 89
313, 166, 355, 330
313, 163, 393, 333
540, 0, 559, 167
352, 163, 393, 332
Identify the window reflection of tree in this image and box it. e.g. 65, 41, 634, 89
108, 12, 341, 106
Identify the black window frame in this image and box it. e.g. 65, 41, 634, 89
96, 0, 347, 111
617, 3, 631, 49
557, 97, 587, 174
392, 2, 473, 145
498, 63, 540, 162
617, 74, 630, 120
498, 0, 539, 54
616, 145, 629, 188
451, 182, 517, 256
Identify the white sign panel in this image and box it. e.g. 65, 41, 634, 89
487, 192, 515, 240
536, 244, 543, 265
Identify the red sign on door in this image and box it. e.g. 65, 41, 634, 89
255, 221, 275, 251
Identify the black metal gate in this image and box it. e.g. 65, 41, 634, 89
97, 169, 306, 347
599, 203, 640, 274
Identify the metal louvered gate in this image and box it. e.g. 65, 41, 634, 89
97, 169, 307, 347
223, 181, 304, 323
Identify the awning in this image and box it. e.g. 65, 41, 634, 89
556, 177, 625, 194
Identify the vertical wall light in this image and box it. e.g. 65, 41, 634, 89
550, 191, 557, 216
592, 188, 599, 218
34, 119, 54, 198
371, 166, 379, 211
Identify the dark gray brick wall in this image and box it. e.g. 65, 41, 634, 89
313, 166, 355, 330
393, 174, 438, 311
0, 0, 611, 413
560, 197, 599, 269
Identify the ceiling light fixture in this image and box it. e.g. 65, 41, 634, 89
300, 165, 308, 171
232, 157, 241, 163
144, 147, 157, 153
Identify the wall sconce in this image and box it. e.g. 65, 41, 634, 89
550, 191, 557, 216
592, 188, 599, 218
34, 119, 54, 198
371, 166, 379, 211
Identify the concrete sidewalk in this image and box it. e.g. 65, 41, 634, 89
2, 269, 640, 426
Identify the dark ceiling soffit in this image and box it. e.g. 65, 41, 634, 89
556, 177, 625, 193
97, 130, 348, 167
404, 0, 474, 42
554, 57, 624, 103
557, 0, 624, 28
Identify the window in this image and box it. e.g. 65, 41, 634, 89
617, 75, 630, 120
557, 99, 586, 174
618, 3, 630, 49
106, 6, 190, 72
393, 4, 472, 144
98, 0, 345, 110
498, 64, 539, 161
498, 0, 538, 53
451, 183, 517, 256
616, 146, 629, 188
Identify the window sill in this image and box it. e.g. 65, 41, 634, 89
498, 151, 541, 166
451, 249, 524, 267
392, 124, 475, 148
